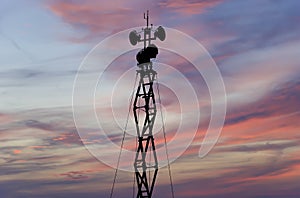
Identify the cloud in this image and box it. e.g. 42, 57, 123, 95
159, 0, 223, 15
168, 140, 300, 197
203, 0, 300, 55
225, 79, 300, 125
1, 84, 300, 197
219, 140, 299, 153
1, 1, 300, 197
59, 171, 90, 180
46, 0, 153, 42
13, 149, 22, 154
46, 0, 224, 42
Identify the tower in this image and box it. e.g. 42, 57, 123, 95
129, 10, 166, 198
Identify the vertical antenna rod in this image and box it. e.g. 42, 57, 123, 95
144, 10, 149, 28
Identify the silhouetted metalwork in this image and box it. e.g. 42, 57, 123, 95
129, 10, 166, 198
133, 62, 158, 198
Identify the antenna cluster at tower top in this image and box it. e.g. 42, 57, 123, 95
129, 10, 166, 65
129, 10, 166, 49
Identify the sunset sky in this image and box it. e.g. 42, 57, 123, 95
1, 0, 300, 198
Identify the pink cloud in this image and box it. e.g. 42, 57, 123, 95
0, 112, 13, 124
46, 0, 224, 43
159, 0, 223, 15
46, 0, 156, 42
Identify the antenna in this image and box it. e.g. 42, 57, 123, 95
129, 11, 166, 49
144, 10, 149, 28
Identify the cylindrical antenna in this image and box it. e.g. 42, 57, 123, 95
144, 10, 149, 28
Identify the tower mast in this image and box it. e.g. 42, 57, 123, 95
129, 10, 166, 198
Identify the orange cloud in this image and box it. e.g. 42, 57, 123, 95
13, 149, 22, 154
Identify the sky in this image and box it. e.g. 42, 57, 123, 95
0, 0, 300, 197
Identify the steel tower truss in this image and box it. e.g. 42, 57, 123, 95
133, 62, 158, 198
129, 10, 166, 198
